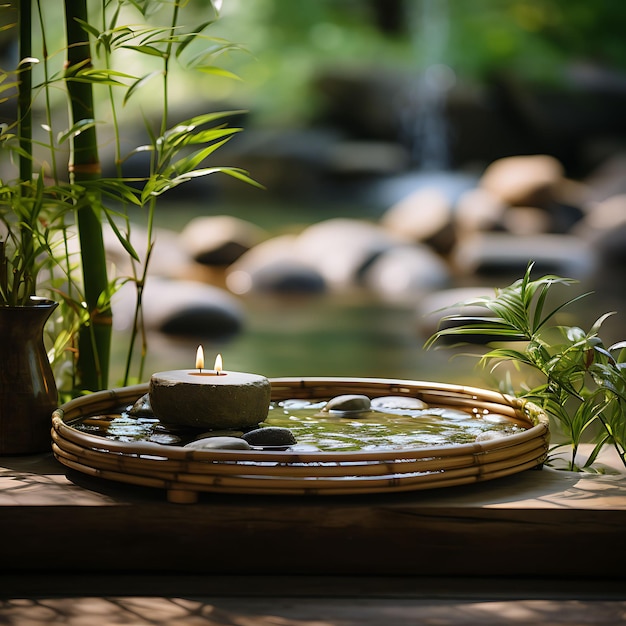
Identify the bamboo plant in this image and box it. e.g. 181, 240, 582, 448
64, 0, 111, 391
426, 262, 626, 472
0, 0, 49, 306
1, 0, 257, 396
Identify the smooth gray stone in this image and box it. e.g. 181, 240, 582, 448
324, 394, 371, 413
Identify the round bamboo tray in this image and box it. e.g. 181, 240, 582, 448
51, 377, 550, 503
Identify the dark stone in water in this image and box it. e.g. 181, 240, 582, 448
129, 393, 154, 418
242, 426, 297, 448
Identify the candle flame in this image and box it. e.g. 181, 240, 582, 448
195, 345, 204, 370
214, 353, 223, 374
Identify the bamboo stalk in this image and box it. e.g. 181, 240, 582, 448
18, 0, 32, 187
64, 0, 111, 391
15, 0, 34, 304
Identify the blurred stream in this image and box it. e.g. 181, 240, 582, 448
109, 199, 626, 390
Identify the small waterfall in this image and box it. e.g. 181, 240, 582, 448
372, 0, 479, 207
404, 0, 455, 171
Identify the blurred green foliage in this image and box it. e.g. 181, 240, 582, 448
213, 0, 626, 125
2, 0, 626, 128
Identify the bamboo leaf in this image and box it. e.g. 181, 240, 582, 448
123, 70, 163, 105
432, 324, 528, 340
481, 347, 535, 364
88, 178, 142, 206
590, 311, 616, 334
138, 27, 176, 45
532, 281, 551, 333
74, 17, 100, 39
122, 44, 166, 58
195, 65, 242, 81
173, 110, 246, 129
167, 139, 234, 176
0, 80, 20, 95
203, 166, 265, 188
79, 68, 136, 81
180, 127, 242, 146
0, 22, 16, 34
437, 315, 507, 325
582, 436, 610, 469
175, 21, 216, 56
535, 291, 591, 332
57, 119, 98, 145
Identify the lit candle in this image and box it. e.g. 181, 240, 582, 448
149, 348, 271, 430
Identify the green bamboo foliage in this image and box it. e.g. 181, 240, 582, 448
3, 0, 258, 397
64, 0, 111, 391
1, 0, 50, 305
426, 263, 626, 472
83, 0, 260, 386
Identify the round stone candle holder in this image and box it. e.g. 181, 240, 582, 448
149, 368, 271, 430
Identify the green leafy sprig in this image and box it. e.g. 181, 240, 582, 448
426, 262, 626, 472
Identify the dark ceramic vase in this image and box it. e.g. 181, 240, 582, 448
0, 297, 58, 455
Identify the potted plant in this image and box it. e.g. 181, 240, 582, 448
0, 0, 257, 453
426, 262, 626, 472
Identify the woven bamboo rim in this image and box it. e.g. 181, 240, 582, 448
51, 377, 550, 503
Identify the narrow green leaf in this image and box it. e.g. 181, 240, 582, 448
168, 138, 233, 175
535, 291, 591, 333
195, 66, 242, 81
214, 167, 265, 188
590, 311, 616, 334
75, 17, 101, 39
175, 21, 216, 57
57, 119, 98, 144
123, 71, 163, 105
103, 212, 140, 262
180, 127, 242, 146
121, 44, 166, 58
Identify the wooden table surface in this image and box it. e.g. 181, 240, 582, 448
0, 446, 624, 625
1, 446, 625, 577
